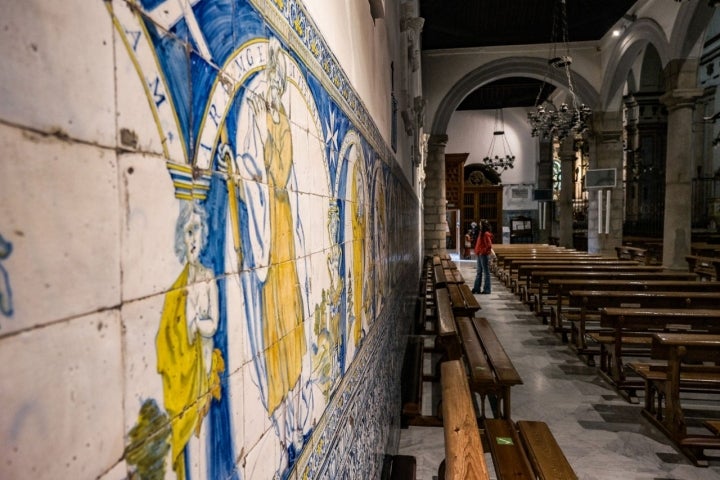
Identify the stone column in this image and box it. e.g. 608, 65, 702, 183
424, 134, 448, 255
587, 111, 624, 256
536, 139, 553, 244
660, 87, 703, 268
660, 58, 703, 269
557, 137, 575, 248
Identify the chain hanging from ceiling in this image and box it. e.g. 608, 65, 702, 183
527, 0, 592, 141
483, 109, 515, 173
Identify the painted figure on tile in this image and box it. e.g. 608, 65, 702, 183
350, 157, 368, 347
312, 202, 345, 400
223, 36, 313, 474
372, 173, 389, 318
157, 200, 224, 480
0, 233, 13, 317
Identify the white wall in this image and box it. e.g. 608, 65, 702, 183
446, 108, 538, 186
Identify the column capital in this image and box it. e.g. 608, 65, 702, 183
427, 134, 448, 150
660, 88, 704, 112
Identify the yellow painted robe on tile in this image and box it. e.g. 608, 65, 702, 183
157, 265, 222, 478
351, 164, 366, 345
262, 106, 306, 415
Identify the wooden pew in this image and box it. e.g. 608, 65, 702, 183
528, 271, 698, 326
438, 360, 490, 480
504, 257, 627, 291
431, 256, 481, 317
496, 252, 602, 286
692, 242, 720, 258
633, 333, 720, 466
566, 290, 720, 364
435, 287, 462, 362
549, 279, 720, 343
484, 419, 578, 480
596, 308, 720, 397
492, 245, 574, 270
516, 262, 643, 303
455, 316, 522, 419
400, 335, 425, 427
685, 254, 720, 281
388, 455, 417, 480
615, 245, 649, 264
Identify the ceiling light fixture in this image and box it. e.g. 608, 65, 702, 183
483, 109, 516, 173
527, 0, 591, 141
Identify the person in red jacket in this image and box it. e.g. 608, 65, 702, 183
472, 220, 494, 294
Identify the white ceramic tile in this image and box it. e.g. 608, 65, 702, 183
293, 191, 326, 257
242, 360, 272, 450
243, 429, 282, 480
0, 0, 116, 147
301, 128, 332, 198
0, 310, 124, 480
226, 360, 246, 453
113, 15, 177, 159
224, 272, 250, 366
120, 294, 167, 422
118, 151, 182, 302
0, 124, 121, 334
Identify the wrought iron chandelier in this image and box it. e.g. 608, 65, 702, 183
483, 109, 515, 173
527, 0, 591, 141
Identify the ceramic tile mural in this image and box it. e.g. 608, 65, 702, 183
1, 0, 419, 479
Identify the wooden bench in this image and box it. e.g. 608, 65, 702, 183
437, 361, 576, 480
437, 360, 490, 480
548, 279, 720, 347
615, 245, 649, 264
484, 418, 578, 480
387, 455, 417, 480
492, 245, 575, 279
631, 333, 720, 466
595, 308, 720, 397
401, 335, 425, 427
430, 256, 481, 317
497, 252, 602, 288
517, 263, 646, 308
455, 316, 522, 419
685, 255, 720, 281
435, 287, 462, 362
566, 290, 720, 365
527, 270, 698, 328
505, 257, 626, 292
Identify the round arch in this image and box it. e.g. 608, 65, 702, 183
599, 18, 670, 112
429, 56, 599, 136
671, 1, 716, 59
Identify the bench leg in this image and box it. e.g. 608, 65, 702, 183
501, 387, 511, 419
488, 394, 499, 418
480, 394, 487, 418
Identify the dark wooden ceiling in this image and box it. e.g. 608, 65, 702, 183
420, 0, 639, 110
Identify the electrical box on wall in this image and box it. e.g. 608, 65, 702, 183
533, 189, 553, 201
585, 168, 616, 189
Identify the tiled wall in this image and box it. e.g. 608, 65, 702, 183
0, 1, 420, 479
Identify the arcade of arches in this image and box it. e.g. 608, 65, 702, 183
421, 3, 720, 268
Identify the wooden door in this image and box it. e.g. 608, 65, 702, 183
445, 153, 468, 249
463, 185, 503, 243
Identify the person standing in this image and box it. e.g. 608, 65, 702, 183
472, 220, 494, 294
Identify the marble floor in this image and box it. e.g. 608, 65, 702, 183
398, 259, 720, 480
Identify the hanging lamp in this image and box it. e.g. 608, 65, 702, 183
482, 109, 515, 173
527, 0, 591, 141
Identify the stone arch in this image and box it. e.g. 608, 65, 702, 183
429, 57, 599, 136
670, 1, 716, 59
599, 18, 670, 112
